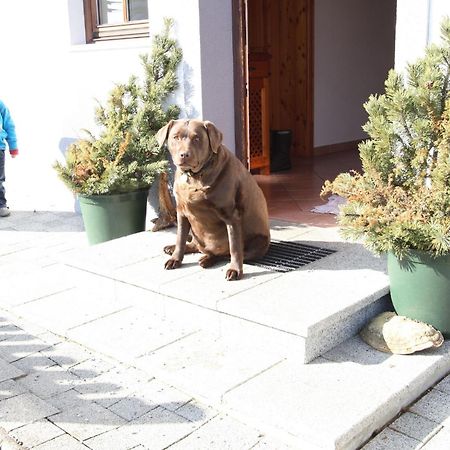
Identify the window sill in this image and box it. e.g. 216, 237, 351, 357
70, 36, 150, 53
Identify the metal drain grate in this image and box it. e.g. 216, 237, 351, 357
247, 240, 336, 273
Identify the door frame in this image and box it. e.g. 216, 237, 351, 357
232, 0, 315, 165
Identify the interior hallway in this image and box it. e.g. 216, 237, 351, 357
255, 149, 362, 227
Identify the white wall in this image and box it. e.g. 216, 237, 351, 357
149, 0, 235, 150
198, 0, 235, 149
314, 0, 396, 148
0, 0, 235, 213
395, 0, 450, 71
0, 1, 153, 212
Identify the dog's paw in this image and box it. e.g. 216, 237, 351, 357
199, 254, 221, 268
164, 258, 182, 270
164, 245, 176, 255
225, 268, 243, 281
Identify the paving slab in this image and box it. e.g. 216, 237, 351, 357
433, 374, 450, 394
10, 419, 65, 449
82, 426, 142, 450
44, 389, 89, 412
0, 393, 59, 432
169, 414, 262, 450
12, 352, 57, 373
41, 340, 95, 370
16, 365, 82, 399
0, 333, 51, 364
68, 356, 116, 380
389, 412, 442, 444
0, 323, 24, 342
133, 318, 295, 403
0, 264, 77, 307
73, 365, 154, 408
0, 379, 28, 401
223, 339, 450, 450
48, 401, 126, 441
67, 301, 200, 363
0, 358, 24, 383
32, 433, 90, 450
153, 260, 283, 309
360, 428, 421, 450
409, 388, 450, 427
60, 228, 176, 275
124, 405, 200, 448
13, 275, 137, 335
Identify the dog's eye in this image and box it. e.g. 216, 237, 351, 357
172, 135, 180, 141
193, 136, 200, 142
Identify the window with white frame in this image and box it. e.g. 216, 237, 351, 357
83, 0, 149, 43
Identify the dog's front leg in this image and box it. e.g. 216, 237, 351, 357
225, 217, 244, 281
164, 213, 191, 270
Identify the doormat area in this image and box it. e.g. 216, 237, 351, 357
247, 240, 336, 273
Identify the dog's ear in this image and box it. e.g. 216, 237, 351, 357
204, 121, 223, 153
156, 120, 175, 148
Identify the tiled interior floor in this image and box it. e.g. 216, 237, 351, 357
255, 149, 362, 227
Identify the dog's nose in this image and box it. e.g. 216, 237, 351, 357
179, 151, 190, 160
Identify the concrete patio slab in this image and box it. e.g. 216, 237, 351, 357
67, 302, 200, 363
223, 339, 450, 449
134, 327, 286, 403
12, 275, 139, 335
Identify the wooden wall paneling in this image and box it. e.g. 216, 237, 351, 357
295, 0, 307, 156
247, 0, 268, 52
266, 0, 312, 158
305, 0, 314, 157
267, 0, 280, 130
278, 0, 290, 136
296, 0, 313, 157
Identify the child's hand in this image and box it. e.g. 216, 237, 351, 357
10, 149, 18, 158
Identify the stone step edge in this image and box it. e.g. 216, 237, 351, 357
221, 343, 450, 450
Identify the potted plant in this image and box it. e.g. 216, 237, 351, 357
54, 19, 181, 244
323, 18, 450, 335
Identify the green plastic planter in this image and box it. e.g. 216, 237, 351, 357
388, 251, 450, 337
79, 190, 148, 245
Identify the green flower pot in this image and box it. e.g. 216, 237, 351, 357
388, 251, 450, 337
79, 190, 148, 245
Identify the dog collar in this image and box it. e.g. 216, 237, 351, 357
180, 153, 215, 181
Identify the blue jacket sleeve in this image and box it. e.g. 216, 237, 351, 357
0, 101, 18, 150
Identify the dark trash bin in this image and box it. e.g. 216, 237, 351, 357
270, 130, 292, 172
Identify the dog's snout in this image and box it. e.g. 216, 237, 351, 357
179, 151, 190, 160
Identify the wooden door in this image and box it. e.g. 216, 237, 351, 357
248, 53, 271, 174
232, 0, 314, 166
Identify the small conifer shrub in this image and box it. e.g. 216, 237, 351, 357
54, 18, 182, 196
323, 18, 450, 258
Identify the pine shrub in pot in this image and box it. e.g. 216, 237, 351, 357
323, 18, 450, 334
54, 19, 181, 244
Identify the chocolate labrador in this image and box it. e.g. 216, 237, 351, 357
156, 119, 270, 280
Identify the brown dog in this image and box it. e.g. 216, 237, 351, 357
156, 119, 270, 280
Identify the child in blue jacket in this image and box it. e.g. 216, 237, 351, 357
0, 100, 18, 217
